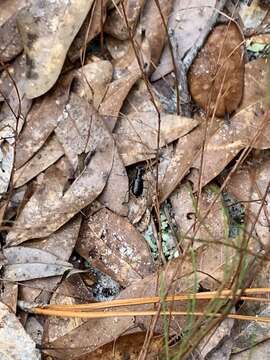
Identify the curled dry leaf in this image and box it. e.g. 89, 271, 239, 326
170, 182, 229, 250
0, 14, 23, 63
104, 0, 146, 40
3, 246, 73, 281
0, 301, 41, 360
114, 112, 199, 166
15, 75, 72, 169
152, 0, 216, 81
188, 22, 245, 117
76, 207, 155, 287
17, 0, 94, 98
226, 155, 270, 248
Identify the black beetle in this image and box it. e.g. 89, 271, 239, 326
132, 167, 145, 197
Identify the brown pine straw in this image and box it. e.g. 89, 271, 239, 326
29, 288, 270, 323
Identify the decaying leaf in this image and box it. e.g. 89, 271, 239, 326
76, 207, 155, 286
73, 58, 113, 108
170, 182, 229, 250
105, 0, 146, 40
226, 154, 270, 248
140, 0, 173, 67
159, 118, 222, 203
114, 112, 199, 166
15, 75, 72, 169
74, 332, 163, 360
43, 251, 239, 359
43, 275, 93, 344
188, 22, 245, 117
3, 246, 73, 281
152, 0, 216, 81
0, 301, 41, 360
7, 107, 115, 244
68, 0, 109, 62
99, 34, 151, 130
17, 0, 94, 98
14, 134, 64, 188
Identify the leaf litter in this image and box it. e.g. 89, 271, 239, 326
0, 0, 270, 359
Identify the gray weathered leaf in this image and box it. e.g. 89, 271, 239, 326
0, 301, 41, 360
3, 246, 73, 281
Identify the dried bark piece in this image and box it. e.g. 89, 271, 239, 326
76, 208, 155, 286
188, 22, 245, 117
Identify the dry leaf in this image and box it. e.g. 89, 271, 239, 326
14, 134, 64, 188
188, 22, 245, 117
152, 0, 216, 81
75, 332, 163, 360
73, 58, 113, 108
15, 75, 72, 169
20, 215, 82, 304
140, 0, 173, 67
17, 0, 94, 98
43, 251, 237, 359
0, 301, 41, 360
104, 0, 146, 40
76, 207, 155, 287
170, 182, 229, 250
7, 107, 115, 245
226, 154, 270, 248
114, 112, 199, 166
68, 0, 109, 62
3, 246, 73, 281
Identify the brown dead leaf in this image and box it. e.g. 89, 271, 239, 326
226, 154, 270, 248
15, 75, 72, 169
99, 35, 151, 130
114, 112, 199, 166
17, 0, 94, 98
188, 22, 245, 117
104, 0, 146, 40
43, 275, 93, 344
74, 332, 163, 360
14, 134, 64, 188
7, 106, 115, 245
43, 250, 238, 359
140, 0, 173, 67
159, 118, 222, 203
76, 207, 155, 287
189, 58, 270, 190
3, 246, 73, 281
20, 215, 82, 304
73, 58, 113, 109
0, 13, 23, 63
170, 182, 229, 250
152, 0, 216, 81
68, 0, 109, 63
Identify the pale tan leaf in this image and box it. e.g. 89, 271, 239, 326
17, 0, 94, 98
